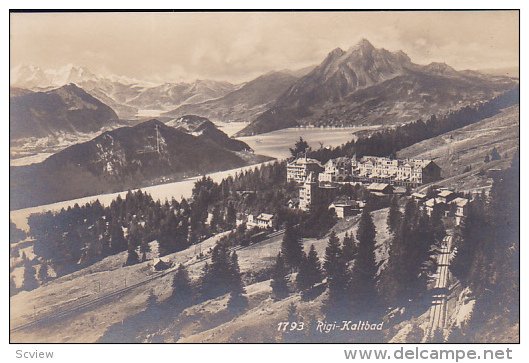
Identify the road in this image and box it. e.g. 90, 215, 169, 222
10, 228, 285, 334
426, 235, 453, 340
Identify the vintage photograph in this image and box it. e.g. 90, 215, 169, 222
9, 10, 519, 343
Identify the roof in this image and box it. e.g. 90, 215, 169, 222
438, 190, 454, 198
425, 197, 446, 207
450, 197, 469, 207
288, 157, 323, 167
393, 187, 407, 194
330, 197, 356, 207
411, 192, 427, 199
367, 182, 392, 191
257, 213, 274, 221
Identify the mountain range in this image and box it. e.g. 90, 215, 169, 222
10, 64, 239, 119
235, 39, 518, 136
163, 70, 302, 123
10, 119, 264, 209
10, 83, 119, 140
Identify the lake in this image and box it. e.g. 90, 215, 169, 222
10, 125, 377, 230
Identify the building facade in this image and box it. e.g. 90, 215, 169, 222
287, 157, 324, 183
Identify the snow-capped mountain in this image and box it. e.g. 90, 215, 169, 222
10, 65, 238, 119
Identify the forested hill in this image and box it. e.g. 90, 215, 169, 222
10, 119, 262, 209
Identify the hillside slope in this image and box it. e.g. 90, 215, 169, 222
164, 71, 298, 123
10, 84, 119, 139
10, 120, 261, 209
398, 105, 519, 191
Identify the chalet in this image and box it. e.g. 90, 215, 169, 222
328, 198, 364, 219
450, 197, 469, 226
424, 197, 447, 216
367, 183, 394, 195
411, 192, 427, 203
286, 157, 324, 183
153, 258, 173, 271
437, 190, 456, 204
247, 213, 276, 229
287, 198, 300, 209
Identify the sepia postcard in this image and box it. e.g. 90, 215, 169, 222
9, 10, 519, 344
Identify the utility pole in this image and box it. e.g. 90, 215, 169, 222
155, 124, 160, 154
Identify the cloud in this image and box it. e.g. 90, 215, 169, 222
10, 11, 519, 83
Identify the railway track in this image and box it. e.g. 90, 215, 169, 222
426, 235, 453, 340
10, 228, 285, 333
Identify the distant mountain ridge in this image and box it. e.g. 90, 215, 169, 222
163, 70, 303, 123
11, 65, 239, 119
166, 115, 250, 152
236, 39, 517, 136
10, 83, 119, 139
10, 119, 262, 209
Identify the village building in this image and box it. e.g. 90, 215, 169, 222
437, 189, 457, 204
286, 157, 324, 183
367, 182, 394, 195
299, 171, 319, 211
411, 192, 427, 203
318, 157, 352, 183
153, 258, 172, 271
424, 197, 447, 216
315, 155, 441, 188
450, 197, 469, 226
328, 197, 364, 219
247, 213, 276, 229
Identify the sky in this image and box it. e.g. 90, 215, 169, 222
10, 11, 519, 83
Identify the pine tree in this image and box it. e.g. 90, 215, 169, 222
171, 263, 193, 307
125, 238, 140, 266
22, 259, 38, 291
140, 239, 150, 262
289, 137, 310, 157
226, 202, 237, 229
297, 245, 323, 291
490, 147, 501, 161
281, 223, 303, 269
387, 196, 402, 233
380, 201, 432, 306
10, 276, 17, 296
38, 261, 49, 284
287, 302, 298, 322
322, 231, 350, 320
323, 231, 341, 279
351, 208, 378, 315
270, 252, 290, 300
227, 251, 248, 312
110, 222, 127, 253
341, 232, 356, 262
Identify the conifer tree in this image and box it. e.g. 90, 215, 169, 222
324, 231, 342, 279
341, 232, 356, 262
270, 252, 290, 300
10, 276, 17, 296
387, 196, 402, 233
22, 259, 38, 291
171, 263, 193, 307
125, 238, 140, 266
297, 245, 323, 291
140, 240, 150, 262
226, 202, 237, 229
227, 251, 248, 312
38, 261, 49, 284
351, 208, 378, 315
281, 223, 304, 269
